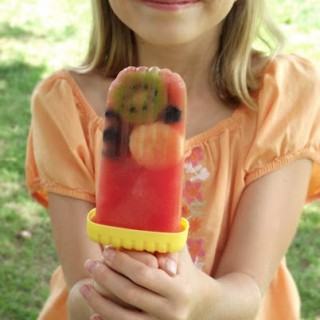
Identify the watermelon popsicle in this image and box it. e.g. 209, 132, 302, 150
87, 66, 189, 253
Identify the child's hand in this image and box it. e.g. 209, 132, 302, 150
81, 246, 211, 320
83, 248, 180, 312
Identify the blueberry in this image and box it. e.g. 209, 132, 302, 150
103, 127, 120, 143
163, 105, 181, 123
105, 110, 121, 120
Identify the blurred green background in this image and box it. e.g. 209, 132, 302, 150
0, 0, 319, 319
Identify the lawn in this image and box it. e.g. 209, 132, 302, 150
0, 1, 319, 319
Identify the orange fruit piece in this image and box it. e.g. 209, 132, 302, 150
129, 122, 184, 169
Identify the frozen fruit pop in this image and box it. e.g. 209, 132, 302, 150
87, 66, 189, 253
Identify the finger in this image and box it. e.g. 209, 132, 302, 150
84, 265, 170, 318
121, 249, 159, 269
85, 259, 134, 309
86, 259, 143, 310
156, 252, 179, 276
93, 281, 139, 310
103, 248, 180, 297
87, 260, 167, 311
80, 284, 151, 320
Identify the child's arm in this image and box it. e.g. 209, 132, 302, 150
215, 158, 312, 295
47, 193, 161, 319
47, 194, 98, 319
81, 158, 312, 319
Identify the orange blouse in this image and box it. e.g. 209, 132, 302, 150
26, 54, 320, 320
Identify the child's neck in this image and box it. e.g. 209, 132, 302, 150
136, 31, 219, 93
136, 38, 236, 140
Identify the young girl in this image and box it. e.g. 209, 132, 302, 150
26, 0, 320, 319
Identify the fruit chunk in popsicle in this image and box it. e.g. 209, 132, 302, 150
87, 66, 188, 252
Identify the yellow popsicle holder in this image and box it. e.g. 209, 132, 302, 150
87, 208, 189, 253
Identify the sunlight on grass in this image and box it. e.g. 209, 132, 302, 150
0, 0, 90, 73
269, 0, 320, 63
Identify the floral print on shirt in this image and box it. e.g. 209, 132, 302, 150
183, 147, 210, 270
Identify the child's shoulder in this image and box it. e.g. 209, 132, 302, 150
32, 69, 75, 101
32, 69, 114, 118
257, 54, 320, 110
262, 54, 320, 87
34, 68, 113, 95
248, 54, 320, 136
68, 70, 114, 117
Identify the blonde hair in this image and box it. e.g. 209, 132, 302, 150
79, 0, 284, 109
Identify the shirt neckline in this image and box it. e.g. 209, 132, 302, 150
58, 69, 246, 148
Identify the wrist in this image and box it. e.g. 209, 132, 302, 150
214, 272, 261, 320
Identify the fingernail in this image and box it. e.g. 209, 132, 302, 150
90, 315, 102, 320
103, 248, 116, 262
80, 284, 92, 299
166, 259, 177, 275
85, 260, 97, 273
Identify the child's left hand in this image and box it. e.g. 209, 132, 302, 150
81, 246, 213, 320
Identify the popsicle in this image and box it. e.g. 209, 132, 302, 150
87, 66, 189, 253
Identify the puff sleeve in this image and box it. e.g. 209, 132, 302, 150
25, 73, 97, 208
244, 55, 320, 202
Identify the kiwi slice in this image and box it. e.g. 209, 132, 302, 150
108, 68, 168, 124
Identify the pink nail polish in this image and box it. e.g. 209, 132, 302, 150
166, 259, 177, 275
80, 284, 91, 299
85, 260, 97, 273
103, 248, 116, 262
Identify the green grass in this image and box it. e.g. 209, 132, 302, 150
268, 0, 320, 63
287, 202, 320, 319
0, 1, 319, 319
0, 61, 55, 319
0, 1, 91, 318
